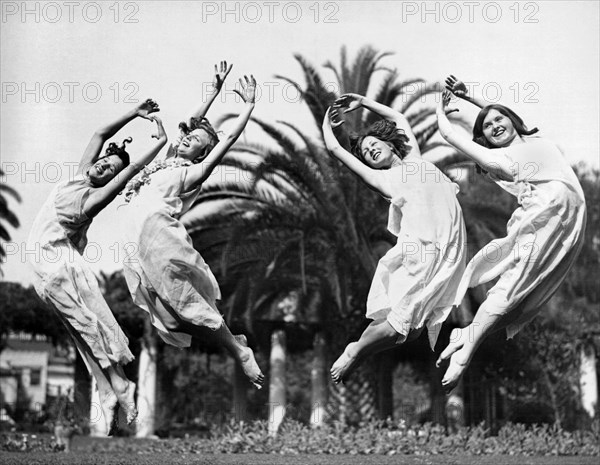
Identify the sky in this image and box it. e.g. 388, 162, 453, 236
1, 0, 599, 285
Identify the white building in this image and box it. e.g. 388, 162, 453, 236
0, 332, 74, 416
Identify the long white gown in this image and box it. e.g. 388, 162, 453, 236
366, 155, 467, 350
453, 137, 587, 338
28, 175, 134, 371
116, 164, 223, 348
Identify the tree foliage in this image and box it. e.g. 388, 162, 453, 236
0, 282, 67, 351
0, 168, 21, 271
184, 46, 470, 350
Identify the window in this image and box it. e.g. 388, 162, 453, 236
30, 368, 42, 386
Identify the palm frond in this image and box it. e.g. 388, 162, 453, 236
0, 184, 22, 203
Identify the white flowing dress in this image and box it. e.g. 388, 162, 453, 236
116, 165, 223, 348
454, 137, 587, 338
366, 155, 467, 349
28, 175, 134, 371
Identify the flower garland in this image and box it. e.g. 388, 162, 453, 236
121, 157, 192, 203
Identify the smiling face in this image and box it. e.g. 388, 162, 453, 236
87, 154, 125, 186
176, 129, 213, 161
360, 136, 397, 169
482, 109, 519, 147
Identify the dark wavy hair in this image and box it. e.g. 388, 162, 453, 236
350, 120, 411, 164
473, 104, 539, 148
178, 116, 220, 162
101, 137, 132, 167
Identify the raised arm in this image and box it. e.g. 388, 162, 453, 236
84, 116, 168, 217
182, 75, 256, 191
445, 75, 493, 109
436, 91, 513, 181
78, 99, 159, 174
322, 108, 391, 198
165, 61, 233, 159
77, 99, 160, 174
185, 60, 233, 123
334, 93, 421, 157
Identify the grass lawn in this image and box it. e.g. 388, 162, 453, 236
2, 451, 599, 465
3, 432, 598, 464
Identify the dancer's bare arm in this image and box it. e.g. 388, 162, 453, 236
445, 75, 500, 109
85, 116, 167, 217
185, 60, 233, 123
437, 91, 513, 180
334, 93, 421, 157
77, 99, 159, 175
322, 108, 391, 198
183, 75, 256, 191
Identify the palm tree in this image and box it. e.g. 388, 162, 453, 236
570, 169, 600, 421
185, 120, 372, 427
182, 45, 475, 429
0, 169, 21, 272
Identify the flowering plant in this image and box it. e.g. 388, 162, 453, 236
122, 157, 192, 202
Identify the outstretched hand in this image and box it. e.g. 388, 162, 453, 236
439, 90, 452, 111
135, 98, 160, 120
439, 91, 459, 116
234, 75, 257, 104
437, 91, 458, 141
445, 75, 467, 98
332, 93, 363, 113
213, 60, 233, 91
329, 107, 345, 129
322, 107, 342, 151
146, 115, 166, 140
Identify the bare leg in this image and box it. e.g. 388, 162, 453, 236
105, 365, 137, 425
82, 352, 117, 433
83, 356, 136, 427
180, 321, 264, 389
436, 327, 467, 367
72, 337, 120, 433
231, 332, 265, 390
331, 319, 403, 384
51, 293, 136, 429
437, 304, 523, 368
440, 300, 505, 392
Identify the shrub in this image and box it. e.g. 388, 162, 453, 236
3, 420, 599, 456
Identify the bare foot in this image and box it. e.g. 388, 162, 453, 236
330, 342, 360, 384
235, 335, 264, 389
441, 349, 469, 393
112, 380, 137, 426
436, 327, 465, 368
122, 381, 138, 425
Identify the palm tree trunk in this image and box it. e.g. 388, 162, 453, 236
136, 319, 157, 437
328, 381, 347, 424
428, 353, 446, 425
232, 362, 248, 422
541, 368, 561, 427
73, 351, 91, 429
310, 331, 328, 427
579, 340, 598, 418
377, 351, 394, 420
328, 364, 378, 425
445, 379, 465, 433
268, 328, 286, 436
349, 365, 378, 423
